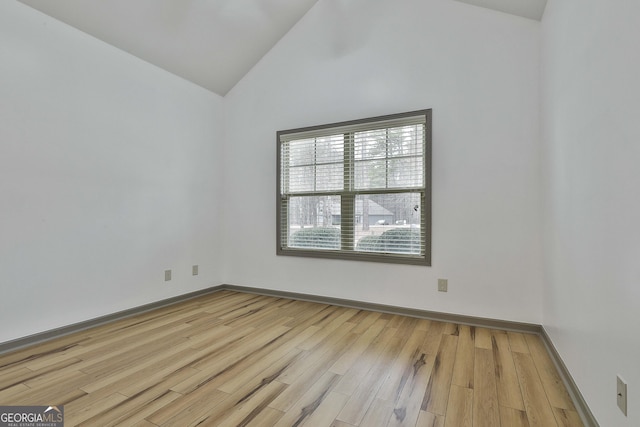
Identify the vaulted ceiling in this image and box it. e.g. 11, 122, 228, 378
18, 0, 321, 96
18, 0, 547, 97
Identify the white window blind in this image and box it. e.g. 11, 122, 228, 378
277, 110, 431, 265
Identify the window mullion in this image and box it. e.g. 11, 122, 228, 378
385, 127, 389, 189
341, 132, 354, 251
313, 138, 317, 192
280, 143, 289, 250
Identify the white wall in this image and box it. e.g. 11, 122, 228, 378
223, 0, 543, 323
0, 1, 225, 344
3, 0, 634, 423
541, 0, 640, 425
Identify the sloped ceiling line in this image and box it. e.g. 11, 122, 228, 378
18, 0, 546, 96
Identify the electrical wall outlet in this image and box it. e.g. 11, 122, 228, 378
164, 269, 172, 281
192, 265, 199, 276
617, 375, 627, 416
438, 278, 448, 292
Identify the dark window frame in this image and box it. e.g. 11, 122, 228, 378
276, 109, 432, 266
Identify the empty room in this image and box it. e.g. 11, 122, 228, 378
0, 0, 638, 426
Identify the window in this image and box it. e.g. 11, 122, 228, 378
277, 109, 431, 265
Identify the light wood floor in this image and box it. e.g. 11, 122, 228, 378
0, 291, 583, 427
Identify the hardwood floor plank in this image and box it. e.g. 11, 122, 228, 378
184, 325, 238, 351
297, 308, 359, 350
3, 360, 89, 405
443, 385, 472, 427
303, 391, 350, 427
443, 323, 459, 336
272, 372, 342, 427
0, 336, 90, 370
169, 328, 270, 394
475, 327, 492, 350
473, 348, 501, 427
268, 325, 357, 411
275, 326, 355, 385
21, 345, 85, 372
187, 324, 291, 377
0, 364, 92, 405
5, 385, 87, 408
216, 295, 275, 320
333, 325, 402, 396
189, 362, 296, 425
415, 318, 431, 331
282, 306, 346, 337
0, 366, 51, 390
451, 325, 475, 389
512, 352, 559, 427
64, 392, 129, 426
525, 334, 576, 410
215, 380, 288, 427
329, 318, 388, 375
349, 310, 382, 334
206, 293, 270, 319
387, 346, 436, 427
145, 376, 231, 425
76, 305, 209, 357
335, 322, 414, 425
386, 314, 413, 329
217, 347, 305, 395
492, 331, 525, 411
23, 367, 93, 396
78, 389, 183, 427
500, 405, 531, 427
243, 407, 285, 427
417, 410, 445, 427
422, 333, 458, 415
375, 325, 428, 403
358, 398, 394, 427
213, 346, 304, 415
80, 334, 191, 378
282, 303, 333, 328
81, 345, 199, 395
0, 384, 31, 404
74, 323, 194, 372
421, 321, 446, 355
507, 332, 530, 353
222, 299, 294, 331
552, 407, 584, 427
